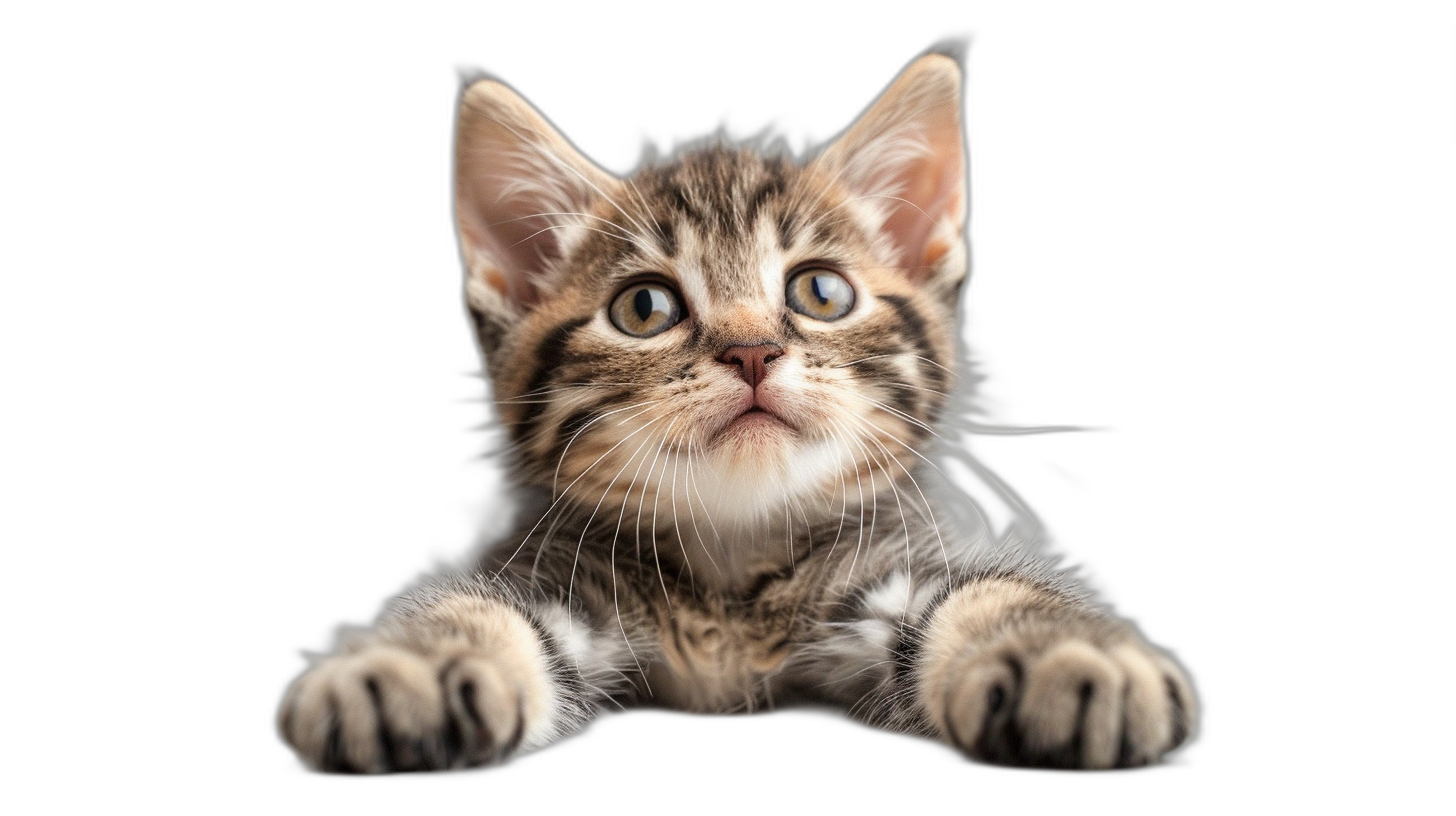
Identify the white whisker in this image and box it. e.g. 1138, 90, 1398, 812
834, 352, 956, 379
683, 435, 724, 575
508, 223, 659, 260
550, 399, 665, 494
864, 397, 945, 440
842, 413, 952, 580
499, 403, 665, 575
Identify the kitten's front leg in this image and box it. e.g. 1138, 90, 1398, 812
917, 578, 1196, 769
278, 584, 604, 773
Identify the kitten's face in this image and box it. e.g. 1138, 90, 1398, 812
457, 57, 967, 530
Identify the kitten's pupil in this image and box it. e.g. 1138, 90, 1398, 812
811, 275, 831, 305
634, 288, 654, 322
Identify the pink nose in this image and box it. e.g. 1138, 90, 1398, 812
717, 343, 784, 388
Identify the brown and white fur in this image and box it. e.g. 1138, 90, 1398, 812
278, 51, 1196, 772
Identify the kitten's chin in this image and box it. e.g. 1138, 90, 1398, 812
686, 432, 850, 528
728, 408, 783, 428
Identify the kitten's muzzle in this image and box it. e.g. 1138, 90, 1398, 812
716, 343, 784, 389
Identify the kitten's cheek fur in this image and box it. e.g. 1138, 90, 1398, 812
277, 599, 557, 773
916, 580, 1197, 769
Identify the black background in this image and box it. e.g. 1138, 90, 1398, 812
211, 11, 1450, 804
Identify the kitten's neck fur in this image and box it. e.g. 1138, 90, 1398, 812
500, 451, 955, 591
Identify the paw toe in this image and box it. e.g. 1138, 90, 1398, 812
280, 646, 448, 773
441, 656, 525, 766
1017, 640, 1124, 769
941, 657, 1017, 754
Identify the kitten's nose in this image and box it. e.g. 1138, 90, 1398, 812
717, 343, 784, 389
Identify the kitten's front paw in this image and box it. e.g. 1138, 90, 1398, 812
278, 645, 537, 773
919, 581, 1195, 769
936, 633, 1194, 770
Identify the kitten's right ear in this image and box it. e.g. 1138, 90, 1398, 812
455, 78, 618, 322
813, 54, 967, 298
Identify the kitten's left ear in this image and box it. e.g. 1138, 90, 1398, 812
455, 77, 621, 331
814, 53, 967, 296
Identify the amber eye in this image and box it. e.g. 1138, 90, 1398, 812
786, 268, 855, 321
609, 281, 683, 338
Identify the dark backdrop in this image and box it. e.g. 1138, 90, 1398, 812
212, 12, 1444, 804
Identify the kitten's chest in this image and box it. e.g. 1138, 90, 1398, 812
646, 595, 800, 713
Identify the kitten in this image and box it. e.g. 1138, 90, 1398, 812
278, 50, 1196, 772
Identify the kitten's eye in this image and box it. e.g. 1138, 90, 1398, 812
609, 282, 684, 338
786, 268, 855, 321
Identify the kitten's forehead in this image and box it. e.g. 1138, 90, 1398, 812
616, 146, 869, 313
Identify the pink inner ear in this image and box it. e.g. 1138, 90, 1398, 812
815, 55, 967, 282
455, 80, 618, 313
879, 130, 965, 275
457, 146, 581, 311
457, 179, 557, 309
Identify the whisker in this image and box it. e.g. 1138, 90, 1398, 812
498, 404, 666, 574
649, 416, 685, 597
608, 410, 666, 603
817, 422, 853, 564
622, 177, 670, 244
566, 414, 669, 615
493, 382, 644, 404
643, 416, 680, 607
484, 114, 665, 261
507, 223, 658, 259
863, 397, 945, 441
841, 192, 936, 228
834, 353, 956, 378
552, 399, 665, 495
845, 413, 951, 585
829, 418, 875, 591
848, 411, 996, 554
683, 436, 722, 578
832, 375, 951, 399
835, 417, 913, 590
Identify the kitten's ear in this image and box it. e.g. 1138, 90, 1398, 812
814, 54, 967, 294
455, 78, 619, 320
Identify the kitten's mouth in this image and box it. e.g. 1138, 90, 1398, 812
717, 399, 796, 440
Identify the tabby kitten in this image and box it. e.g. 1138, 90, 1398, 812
278, 52, 1196, 772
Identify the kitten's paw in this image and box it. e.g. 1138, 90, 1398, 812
938, 635, 1193, 769
920, 581, 1195, 769
278, 645, 541, 773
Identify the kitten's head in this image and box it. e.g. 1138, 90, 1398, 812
456, 54, 966, 530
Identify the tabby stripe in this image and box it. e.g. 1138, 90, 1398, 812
877, 294, 945, 389
652, 218, 678, 257
743, 564, 796, 602
545, 394, 622, 469
812, 218, 845, 247
849, 356, 910, 417
743, 172, 786, 227
665, 183, 706, 228
886, 384, 919, 425
776, 211, 799, 250
516, 317, 591, 442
